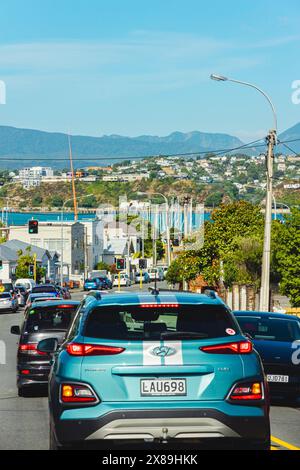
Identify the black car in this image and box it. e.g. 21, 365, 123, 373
234, 311, 300, 402
11, 299, 80, 396
31, 284, 60, 296
96, 276, 113, 290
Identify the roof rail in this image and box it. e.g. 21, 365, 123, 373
86, 290, 102, 301
203, 289, 218, 299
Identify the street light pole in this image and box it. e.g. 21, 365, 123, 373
210, 74, 277, 312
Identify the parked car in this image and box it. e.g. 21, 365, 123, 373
40, 290, 270, 450
234, 310, 300, 402
159, 266, 169, 279
113, 274, 131, 287
83, 278, 102, 291
96, 276, 113, 290
11, 299, 80, 396
148, 268, 164, 282
0, 292, 18, 313
135, 270, 150, 284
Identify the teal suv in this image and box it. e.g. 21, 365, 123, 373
38, 290, 270, 450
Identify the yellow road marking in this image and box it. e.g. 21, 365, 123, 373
271, 446, 279, 450
271, 435, 300, 451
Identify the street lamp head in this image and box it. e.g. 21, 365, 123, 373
210, 74, 228, 82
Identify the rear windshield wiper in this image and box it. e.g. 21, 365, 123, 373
160, 331, 208, 340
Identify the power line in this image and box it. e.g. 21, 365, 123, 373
277, 139, 300, 157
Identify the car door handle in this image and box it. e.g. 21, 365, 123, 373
111, 365, 214, 375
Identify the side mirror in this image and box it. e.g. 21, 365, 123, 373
37, 338, 58, 354
11, 325, 21, 335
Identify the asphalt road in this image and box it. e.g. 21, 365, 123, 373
0, 286, 299, 451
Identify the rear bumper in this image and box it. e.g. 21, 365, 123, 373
17, 364, 50, 387
54, 407, 270, 445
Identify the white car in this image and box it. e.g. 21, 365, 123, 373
148, 268, 164, 282
113, 274, 131, 287
15, 278, 36, 292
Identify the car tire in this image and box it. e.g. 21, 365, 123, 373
49, 425, 70, 450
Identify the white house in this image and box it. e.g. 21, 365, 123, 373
8, 222, 84, 278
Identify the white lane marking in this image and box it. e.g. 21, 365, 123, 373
143, 341, 161, 365
163, 341, 183, 365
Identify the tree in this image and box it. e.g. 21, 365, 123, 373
15, 247, 45, 283
32, 195, 43, 206
51, 195, 64, 207
95, 261, 111, 272
166, 201, 264, 289
273, 209, 300, 306
205, 191, 223, 207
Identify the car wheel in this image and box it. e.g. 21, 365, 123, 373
49, 425, 61, 450
49, 424, 71, 450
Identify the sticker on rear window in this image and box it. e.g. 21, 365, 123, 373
226, 328, 236, 336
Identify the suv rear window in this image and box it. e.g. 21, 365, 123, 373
26, 305, 78, 332
84, 305, 237, 340
32, 285, 57, 293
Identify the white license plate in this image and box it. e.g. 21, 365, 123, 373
267, 374, 289, 383
140, 379, 186, 396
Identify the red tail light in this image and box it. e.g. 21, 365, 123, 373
201, 341, 252, 354
57, 304, 75, 309
140, 303, 179, 308
61, 384, 98, 403
229, 382, 263, 401
66, 343, 125, 356
19, 343, 47, 356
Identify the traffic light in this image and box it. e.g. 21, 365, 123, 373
116, 258, 125, 270
28, 264, 34, 277
28, 219, 39, 234
0, 260, 2, 270
139, 259, 147, 269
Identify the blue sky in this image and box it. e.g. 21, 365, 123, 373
0, 0, 300, 141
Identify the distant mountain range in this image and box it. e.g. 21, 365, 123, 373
0, 123, 299, 169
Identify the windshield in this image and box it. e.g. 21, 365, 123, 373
26, 305, 78, 332
84, 305, 237, 341
236, 316, 300, 342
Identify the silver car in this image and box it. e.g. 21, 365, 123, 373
0, 292, 18, 313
